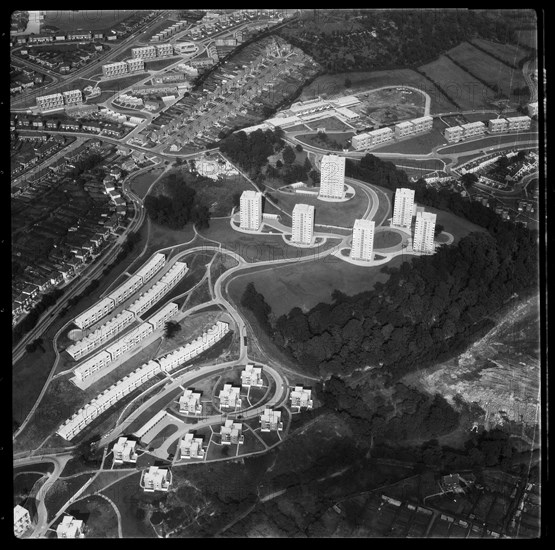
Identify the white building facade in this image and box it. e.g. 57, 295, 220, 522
392, 188, 415, 228
319, 154, 345, 199
291, 203, 314, 245
239, 190, 263, 230
412, 211, 437, 254
350, 219, 375, 261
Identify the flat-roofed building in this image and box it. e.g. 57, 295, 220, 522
411, 115, 433, 133
179, 388, 203, 415
174, 42, 198, 55
132, 45, 157, 59
350, 219, 375, 261
73, 350, 112, 381
220, 419, 244, 444
141, 466, 172, 492
112, 436, 138, 464
56, 515, 85, 538
241, 364, 263, 387
146, 302, 179, 331
395, 120, 414, 138
260, 406, 283, 432
105, 322, 153, 360
155, 43, 174, 57
444, 125, 464, 143
36, 93, 64, 111
413, 210, 436, 254
73, 296, 115, 329
62, 89, 83, 106
239, 190, 263, 230
135, 253, 166, 283
392, 188, 415, 228
218, 384, 242, 410
14, 505, 31, 537
351, 132, 373, 150
319, 154, 345, 199
102, 61, 128, 77
108, 274, 143, 306
488, 118, 508, 133
126, 58, 145, 72
290, 385, 313, 411
461, 121, 486, 139
180, 432, 205, 459
291, 203, 314, 245
506, 115, 532, 132
369, 126, 394, 145
527, 102, 539, 117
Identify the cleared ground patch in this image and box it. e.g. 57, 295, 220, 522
228, 254, 407, 317
300, 69, 459, 114
419, 55, 497, 111
445, 42, 528, 101
470, 38, 530, 66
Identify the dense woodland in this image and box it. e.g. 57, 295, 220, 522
242, 154, 538, 381
277, 9, 535, 73
144, 172, 211, 230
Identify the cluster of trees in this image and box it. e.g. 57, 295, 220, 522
163, 320, 181, 339
219, 128, 285, 177
266, 147, 313, 185
241, 153, 538, 380
279, 10, 521, 74
68, 152, 105, 180
13, 288, 65, 345
319, 375, 462, 440
240, 282, 273, 334
144, 173, 210, 230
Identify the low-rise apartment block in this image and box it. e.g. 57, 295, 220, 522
260, 407, 283, 432
461, 121, 486, 139
488, 118, 508, 133
241, 364, 263, 387
155, 43, 174, 57
506, 115, 532, 132
218, 384, 242, 410
73, 296, 116, 330
36, 93, 64, 111
14, 505, 31, 537
394, 120, 414, 138
62, 89, 83, 106
444, 125, 464, 143
56, 515, 85, 538
220, 419, 244, 445
180, 432, 205, 459
126, 58, 145, 72
179, 389, 203, 415
290, 385, 314, 411
141, 466, 172, 492
112, 436, 138, 464
102, 61, 128, 77
132, 45, 157, 59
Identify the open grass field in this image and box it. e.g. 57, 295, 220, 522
43, 10, 134, 31
144, 58, 180, 72
387, 158, 446, 172
129, 166, 165, 199
513, 28, 538, 49
227, 253, 407, 317
304, 116, 353, 132
197, 218, 339, 263
374, 230, 403, 249
471, 38, 530, 65
419, 55, 497, 111
98, 74, 149, 93
66, 495, 119, 538
296, 131, 354, 151
271, 184, 370, 228
299, 69, 460, 114
446, 42, 528, 100
44, 473, 96, 521
427, 206, 487, 244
